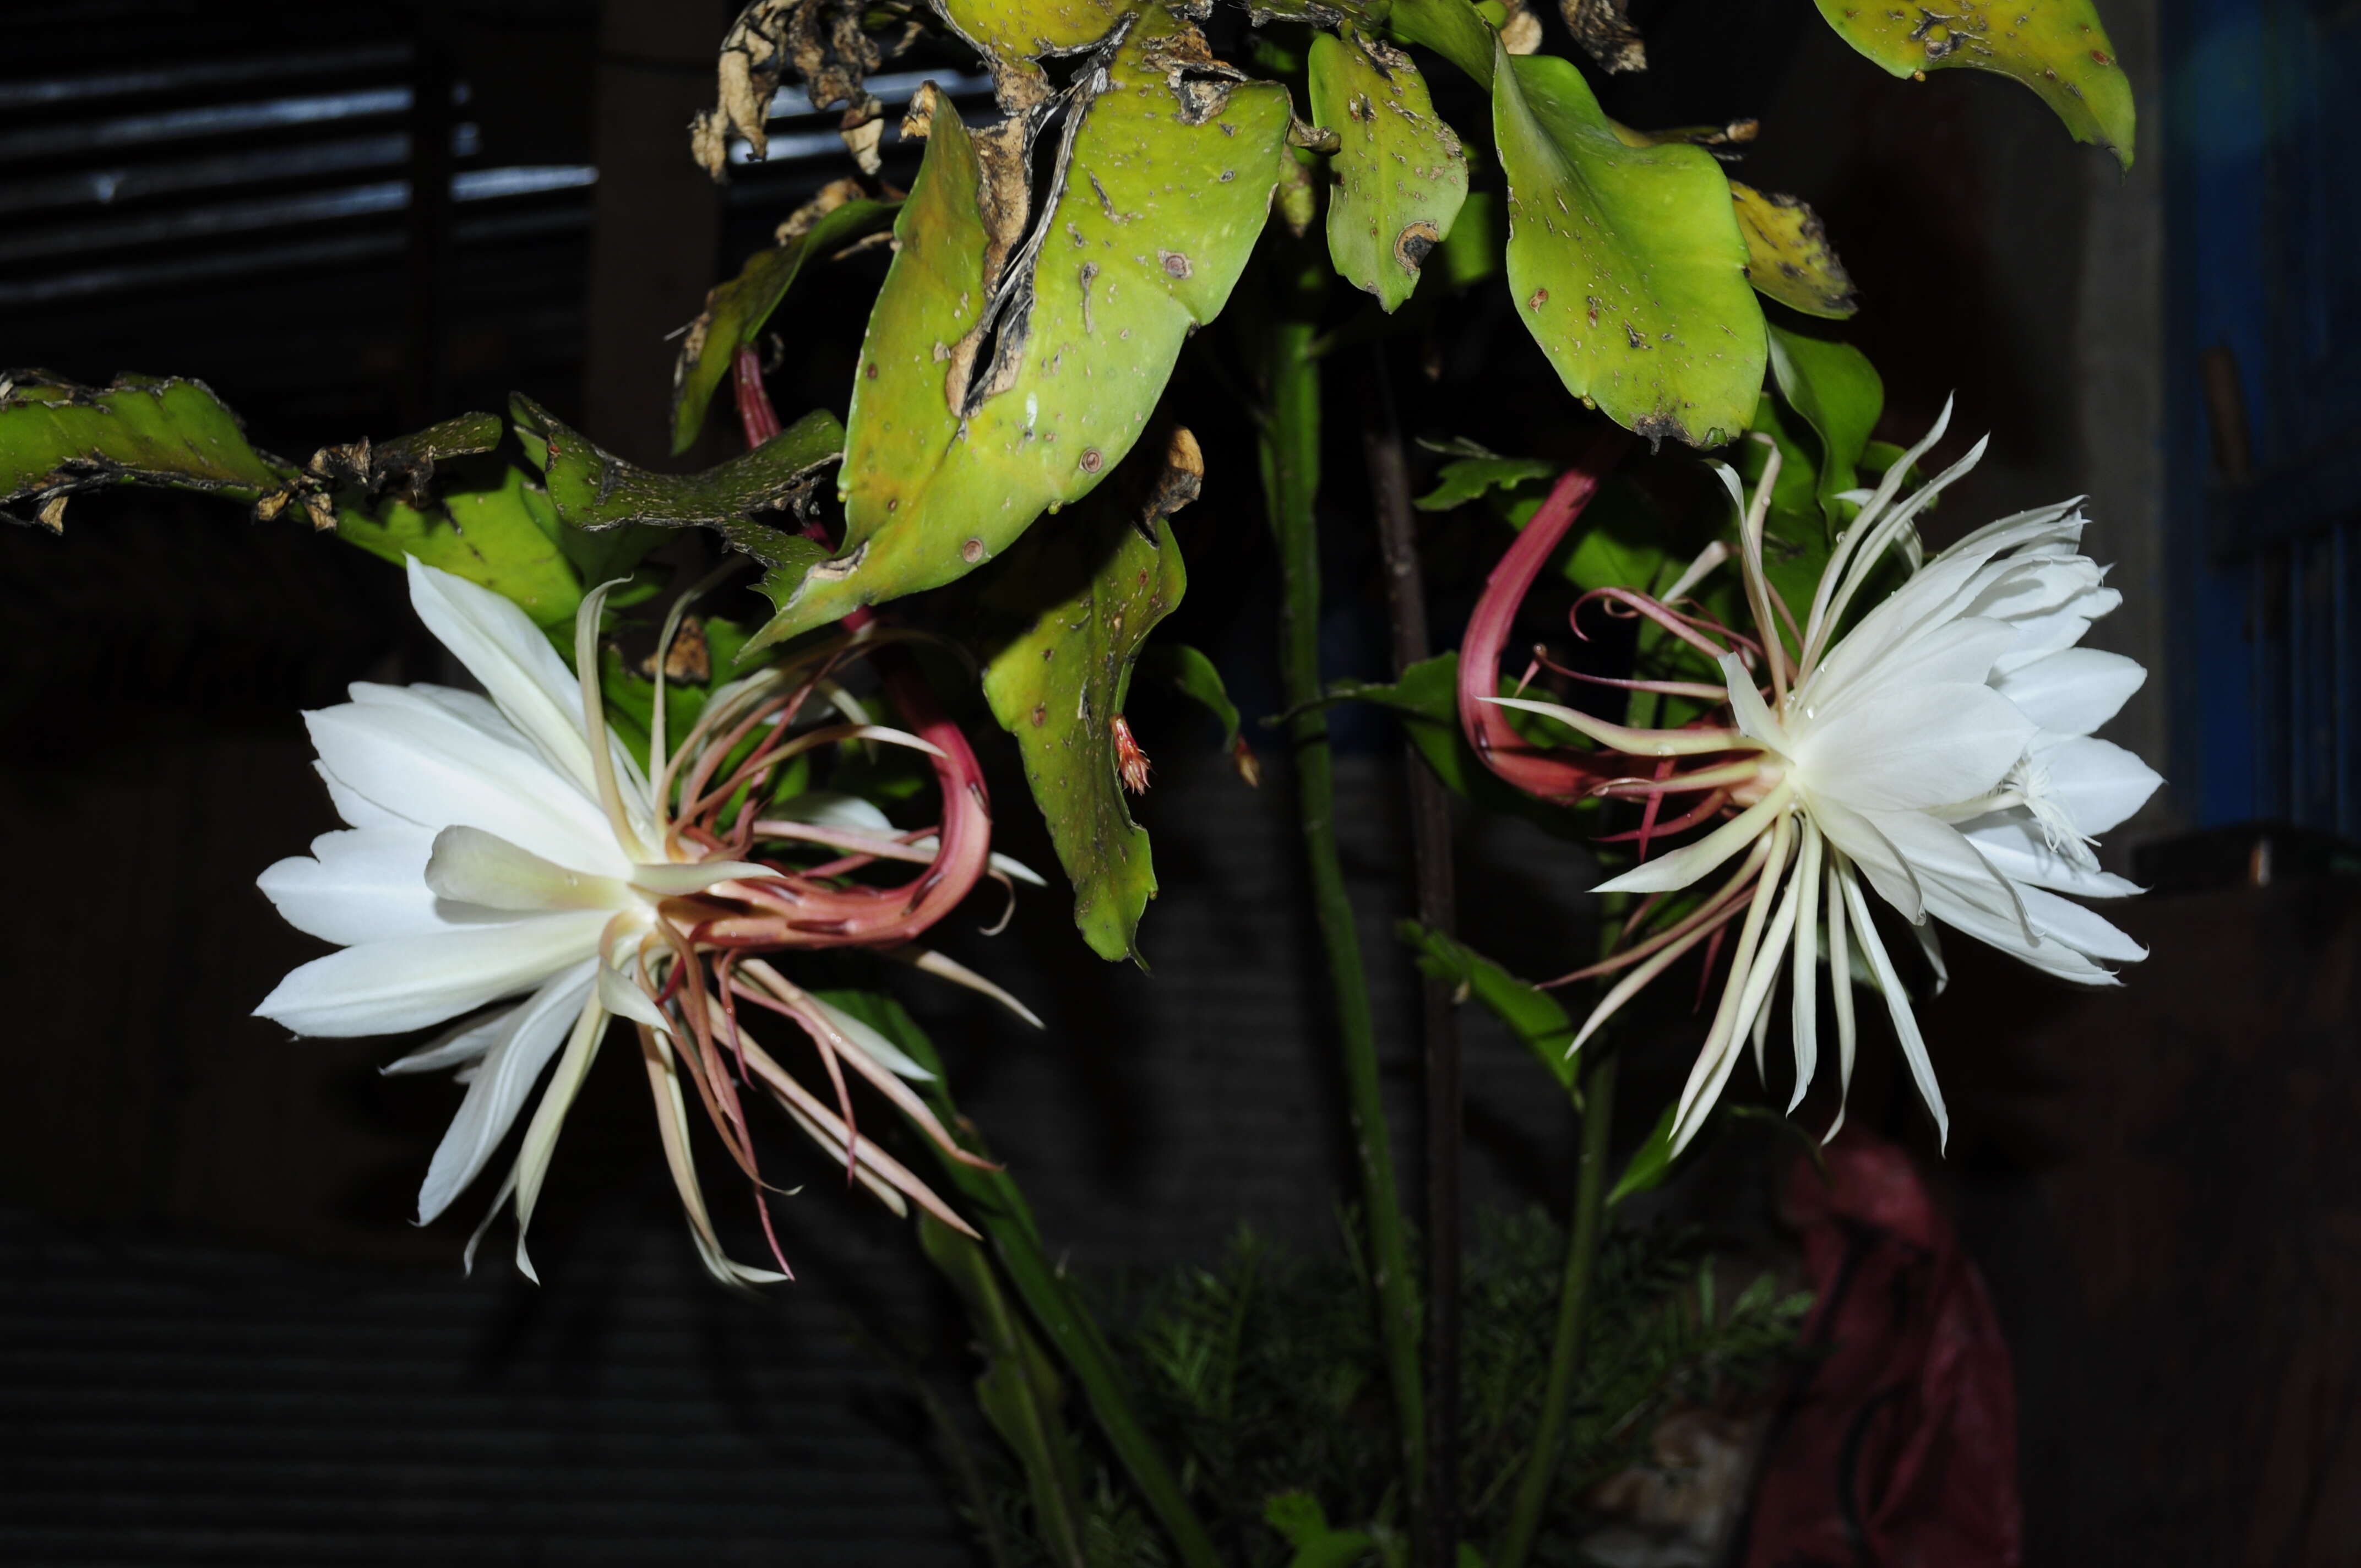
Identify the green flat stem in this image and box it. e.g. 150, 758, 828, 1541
1497, 1050, 1617, 1568
1256, 247, 1429, 1524
899, 1025, 1222, 1568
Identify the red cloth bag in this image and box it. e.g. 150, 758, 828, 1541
1742, 1134, 2022, 1568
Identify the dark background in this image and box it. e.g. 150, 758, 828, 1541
2, 0, 2355, 1562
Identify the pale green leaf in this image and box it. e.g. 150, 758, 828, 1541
1309, 31, 1468, 313
1492, 45, 1765, 448
754, 11, 1290, 649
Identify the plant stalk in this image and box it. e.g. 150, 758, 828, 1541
897, 1032, 1225, 1568
1257, 251, 1429, 1526
1497, 1049, 1618, 1568
1362, 352, 1462, 1568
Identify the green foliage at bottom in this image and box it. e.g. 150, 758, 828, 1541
962, 1212, 1810, 1568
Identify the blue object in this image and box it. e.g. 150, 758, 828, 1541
2164, 0, 2361, 832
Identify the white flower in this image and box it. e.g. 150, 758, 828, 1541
257, 559, 986, 1282
1494, 407, 2162, 1152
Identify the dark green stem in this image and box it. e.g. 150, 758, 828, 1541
1497, 1050, 1618, 1568
1255, 247, 1428, 1520
890, 1014, 1222, 1568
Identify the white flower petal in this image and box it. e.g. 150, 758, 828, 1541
1868, 809, 2031, 934
255, 909, 612, 1037
1802, 617, 2020, 728
1895, 869, 2115, 983
2037, 735, 2163, 836
1994, 647, 2146, 738
1595, 785, 1795, 895
1802, 796, 1922, 921
384, 1004, 514, 1076
304, 698, 628, 878
350, 680, 522, 748
597, 961, 673, 1035
1837, 869, 1950, 1149
1961, 815, 2144, 897
416, 961, 597, 1224
405, 558, 602, 799
425, 825, 634, 912
2019, 885, 2147, 963
315, 761, 416, 830
1792, 684, 2034, 813
258, 826, 449, 945
1718, 654, 1784, 749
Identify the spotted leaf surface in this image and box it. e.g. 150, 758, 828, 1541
1309, 31, 1468, 312
752, 10, 1288, 650
512, 394, 840, 620
1731, 181, 1857, 320
1492, 44, 1764, 449
0, 373, 292, 529
1812, 0, 2134, 169
975, 442, 1192, 963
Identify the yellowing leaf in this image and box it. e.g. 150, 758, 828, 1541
1731, 181, 1857, 320
938, 0, 1132, 58
1811, 0, 2135, 169
1492, 43, 1765, 449
752, 10, 1288, 650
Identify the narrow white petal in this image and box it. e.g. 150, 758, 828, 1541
1671, 816, 1795, 1152
255, 909, 611, 1037
1839, 869, 1950, 1149
416, 961, 597, 1224
1962, 815, 2144, 897
596, 961, 673, 1035
258, 826, 449, 946
1718, 653, 1784, 750
1486, 695, 1743, 756
987, 852, 1049, 888
2019, 885, 2147, 963
1788, 821, 1823, 1112
1912, 918, 1950, 993
384, 1004, 514, 1076
638, 1027, 790, 1286
1804, 794, 1922, 919
1914, 881, 2117, 983
895, 945, 1044, 1028
1596, 784, 1795, 895
1824, 858, 1857, 1142
1735, 864, 1805, 1093
1813, 434, 1990, 660
1865, 809, 2028, 932
509, 996, 612, 1282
